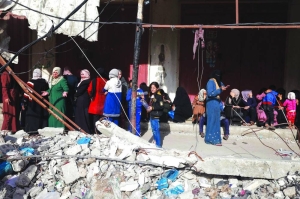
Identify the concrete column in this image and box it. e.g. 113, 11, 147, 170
29, 31, 56, 82
284, 0, 300, 92
148, 0, 180, 100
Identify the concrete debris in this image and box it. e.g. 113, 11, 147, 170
0, 125, 300, 198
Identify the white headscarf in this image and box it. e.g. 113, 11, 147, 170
78, 69, 90, 86
198, 89, 206, 102
49, 67, 63, 88
288, 92, 296, 100
32, 68, 42, 80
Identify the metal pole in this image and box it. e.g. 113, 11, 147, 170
236, 0, 239, 24
142, 24, 300, 29
130, 0, 144, 134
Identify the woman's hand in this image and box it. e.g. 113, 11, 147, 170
147, 106, 152, 112
233, 105, 240, 108
41, 91, 49, 96
4, 98, 10, 104
244, 106, 250, 110
62, 92, 68, 97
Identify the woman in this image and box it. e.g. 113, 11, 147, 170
241, 90, 257, 125
192, 89, 206, 124
103, 69, 122, 125
63, 67, 78, 121
172, 87, 193, 123
42, 67, 69, 128
224, 88, 244, 125
148, 82, 164, 148
23, 68, 49, 132
88, 68, 107, 133
74, 69, 92, 134
205, 70, 228, 146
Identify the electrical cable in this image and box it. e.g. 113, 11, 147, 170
0, 0, 89, 72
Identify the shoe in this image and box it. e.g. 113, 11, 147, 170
223, 135, 229, 140
200, 132, 204, 138
214, 143, 222, 146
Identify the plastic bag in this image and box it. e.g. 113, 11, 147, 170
0, 161, 13, 179
168, 110, 175, 120
162, 169, 179, 182
77, 137, 91, 145
164, 185, 184, 196
20, 147, 34, 156
156, 177, 169, 190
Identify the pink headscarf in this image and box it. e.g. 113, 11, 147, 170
78, 69, 90, 86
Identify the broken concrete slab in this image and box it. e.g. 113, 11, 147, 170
61, 161, 80, 184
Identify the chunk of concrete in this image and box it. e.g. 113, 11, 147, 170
61, 161, 80, 184
283, 187, 296, 198
16, 165, 37, 187
244, 179, 270, 193
64, 145, 81, 155
11, 159, 29, 172
120, 180, 139, 192
38, 127, 64, 137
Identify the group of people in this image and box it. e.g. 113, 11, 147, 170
191, 70, 298, 146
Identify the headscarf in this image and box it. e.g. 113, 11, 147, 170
209, 70, 222, 87
231, 88, 240, 99
78, 69, 90, 86
32, 68, 42, 80
109, 68, 119, 79
198, 89, 206, 102
288, 92, 296, 100
63, 67, 72, 75
49, 67, 63, 88
241, 90, 252, 102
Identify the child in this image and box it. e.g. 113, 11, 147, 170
126, 82, 144, 136
147, 82, 164, 148
283, 92, 297, 128
103, 69, 122, 125
192, 89, 206, 124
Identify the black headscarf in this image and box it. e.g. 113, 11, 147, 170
209, 70, 222, 87
173, 87, 193, 121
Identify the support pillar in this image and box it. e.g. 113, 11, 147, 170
148, 0, 180, 100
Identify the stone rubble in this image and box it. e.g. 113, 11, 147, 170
0, 123, 298, 198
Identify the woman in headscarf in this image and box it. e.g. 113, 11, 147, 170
23, 68, 49, 132
74, 69, 92, 134
241, 90, 257, 125
42, 67, 69, 128
205, 70, 229, 146
224, 88, 244, 125
103, 68, 122, 125
88, 68, 107, 133
172, 87, 193, 123
191, 88, 206, 124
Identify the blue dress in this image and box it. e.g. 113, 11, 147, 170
205, 79, 223, 145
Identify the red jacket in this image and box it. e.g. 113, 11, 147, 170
88, 77, 106, 115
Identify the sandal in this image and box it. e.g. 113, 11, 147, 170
200, 132, 204, 138
223, 135, 229, 140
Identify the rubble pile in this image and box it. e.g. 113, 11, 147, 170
0, 122, 298, 198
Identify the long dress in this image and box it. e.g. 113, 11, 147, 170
173, 87, 193, 122
64, 75, 78, 120
23, 78, 49, 132
1, 71, 21, 132
205, 79, 222, 145
47, 78, 69, 128
74, 79, 92, 134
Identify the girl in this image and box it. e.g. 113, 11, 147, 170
283, 92, 297, 128
147, 82, 164, 148
192, 89, 206, 124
